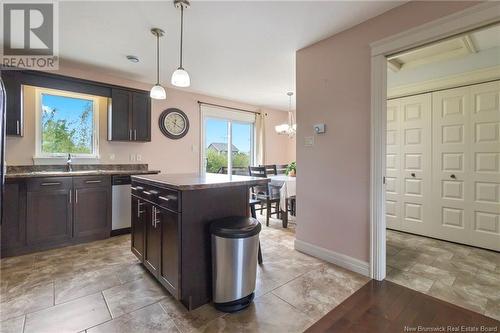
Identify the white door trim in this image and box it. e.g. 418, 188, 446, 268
369, 2, 500, 280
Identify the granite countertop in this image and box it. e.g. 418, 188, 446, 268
6, 169, 160, 179
131, 173, 270, 190
5, 164, 160, 179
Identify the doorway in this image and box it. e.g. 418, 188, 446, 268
371, 3, 500, 318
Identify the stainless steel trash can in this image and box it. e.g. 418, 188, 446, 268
210, 216, 261, 312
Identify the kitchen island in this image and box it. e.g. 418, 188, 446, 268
130, 173, 269, 310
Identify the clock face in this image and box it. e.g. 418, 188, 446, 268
159, 108, 189, 139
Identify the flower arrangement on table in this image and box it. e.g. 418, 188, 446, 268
286, 162, 296, 177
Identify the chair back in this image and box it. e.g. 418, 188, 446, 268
260, 164, 277, 176
248, 166, 268, 196
276, 164, 288, 175
217, 166, 248, 176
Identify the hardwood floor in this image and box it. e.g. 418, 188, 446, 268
306, 280, 499, 333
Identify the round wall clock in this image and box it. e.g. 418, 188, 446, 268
159, 108, 190, 139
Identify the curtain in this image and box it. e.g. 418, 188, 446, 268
255, 111, 266, 166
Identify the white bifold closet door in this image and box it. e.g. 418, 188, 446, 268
386, 94, 432, 235
432, 81, 500, 251
386, 81, 500, 251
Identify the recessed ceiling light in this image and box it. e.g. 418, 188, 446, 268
126, 55, 139, 63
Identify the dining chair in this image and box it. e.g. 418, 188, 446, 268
260, 164, 277, 176
248, 166, 280, 226
249, 198, 263, 264
276, 164, 288, 175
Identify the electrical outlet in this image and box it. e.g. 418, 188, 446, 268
129, 154, 136, 162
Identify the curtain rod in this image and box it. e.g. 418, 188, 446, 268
197, 101, 261, 115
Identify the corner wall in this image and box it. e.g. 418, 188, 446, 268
295, 1, 477, 263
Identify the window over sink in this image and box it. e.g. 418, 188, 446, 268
34, 87, 100, 159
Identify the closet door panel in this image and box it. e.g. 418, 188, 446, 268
432, 86, 472, 244
386, 99, 402, 230
400, 94, 432, 235
469, 81, 500, 251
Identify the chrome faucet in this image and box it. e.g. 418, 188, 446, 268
66, 153, 72, 172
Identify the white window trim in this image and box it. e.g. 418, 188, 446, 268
200, 105, 256, 174
34, 86, 100, 161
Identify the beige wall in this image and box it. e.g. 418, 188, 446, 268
295, 1, 477, 262
6, 62, 296, 170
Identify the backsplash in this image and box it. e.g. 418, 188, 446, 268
7, 164, 149, 174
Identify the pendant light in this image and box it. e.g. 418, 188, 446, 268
275, 92, 296, 137
171, 0, 191, 88
150, 28, 167, 100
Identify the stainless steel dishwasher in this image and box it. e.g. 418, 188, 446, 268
112, 175, 132, 231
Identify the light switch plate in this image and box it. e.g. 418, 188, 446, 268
304, 136, 314, 147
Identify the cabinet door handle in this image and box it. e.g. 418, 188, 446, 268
134, 129, 137, 140
137, 200, 144, 218
411, 173, 416, 178
450, 174, 456, 179
41, 182, 61, 186
16, 120, 20, 135
85, 180, 102, 184
159, 196, 170, 202
75, 189, 78, 203
69, 190, 72, 203
143, 191, 151, 195
129, 129, 132, 140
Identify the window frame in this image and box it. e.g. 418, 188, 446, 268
200, 105, 256, 174
34, 86, 100, 160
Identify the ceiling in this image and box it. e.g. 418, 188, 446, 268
58, 1, 403, 110
387, 24, 500, 72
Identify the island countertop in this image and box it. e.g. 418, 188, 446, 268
131, 172, 269, 190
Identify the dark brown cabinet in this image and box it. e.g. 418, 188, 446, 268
73, 177, 111, 240
2, 71, 23, 136
144, 205, 161, 277
158, 207, 179, 297
1, 182, 26, 251
2, 175, 112, 257
108, 88, 151, 142
131, 184, 181, 300
131, 196, 146, 261
26, 177, 73, 246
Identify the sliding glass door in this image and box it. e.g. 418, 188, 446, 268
202, 106, 255, 175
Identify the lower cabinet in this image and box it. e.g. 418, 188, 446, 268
26, 177, 73, 246
144, 205, 161, 276
2, 176, 112, 257
1, 182, 26, 252
73, 177, 111, 240
131, 196, 146, 261
158, 206, 179, 296
131, 195, 180, 298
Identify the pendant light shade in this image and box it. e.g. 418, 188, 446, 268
171, 68, 190, 87
172, 0, 191, 88
150, 28, 166, 100
150, 84, 166, 99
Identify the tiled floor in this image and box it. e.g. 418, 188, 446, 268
0, 216, 370, 333
386, 229, 500, 321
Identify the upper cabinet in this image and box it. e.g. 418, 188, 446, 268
108, 88, 151, 142
3, 71, 23, 136
1, 70, 151, 141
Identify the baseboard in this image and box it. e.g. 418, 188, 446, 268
110, 227, 131, 237
294, 239, 370, 277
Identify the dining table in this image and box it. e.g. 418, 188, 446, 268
269, 174, 296, 228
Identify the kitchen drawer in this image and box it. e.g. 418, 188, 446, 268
155, 187, 180, 212
27, 177, 73, 192
132, 182, 180, 212
73, 176, 111, 188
